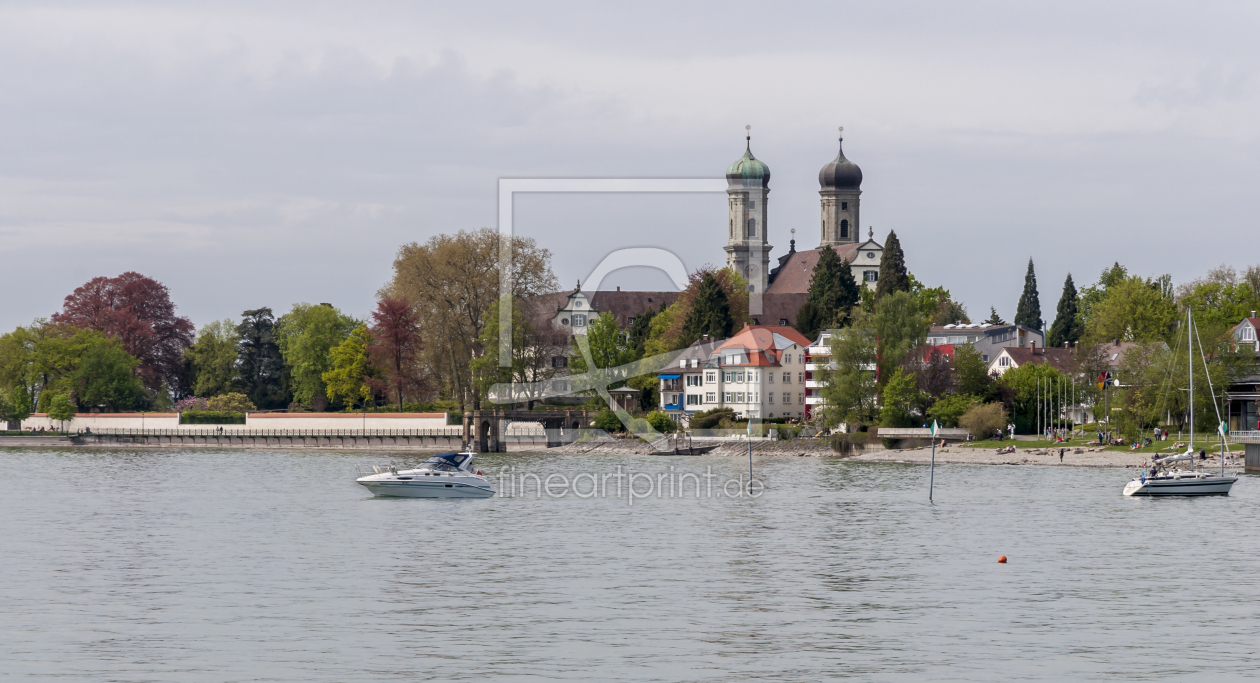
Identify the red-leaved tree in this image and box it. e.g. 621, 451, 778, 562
369, 297, 426, 410
51, 272, 195, 395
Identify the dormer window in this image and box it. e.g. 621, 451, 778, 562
1243, 326, 1256, 341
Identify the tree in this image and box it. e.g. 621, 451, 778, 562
275, 303, 359, 409
47, 393, 76, 431
1047, 274, 1082, 348
927, 394, 979, 428
323, 324, 381, 410
873, 290, 928, 387
628, 307, 656, 358
875, 230, 910, 300
998, 362, 1066, 433
70, 334, 142, 411
1085, 276, 1178, 343
953, 344, 994, 398
645, 268, 749, 354
185, 320, 238, 398
681, 272, 735, 345
473, 297, 567, 409
381, 228, 558, 409
1077, 262, 1129, 332
984, 307, 1007, 325
818, 311, 879, 427
1, 386, 31, 429
879, 366, 922, 428
50, 272, 194, 395
569, 312, 637, 401
370, 297, 426, 411
959, 403, 1008, 439
235, 308, 287, 409
797, 248, 861, 338
1014, 258, 1043, 330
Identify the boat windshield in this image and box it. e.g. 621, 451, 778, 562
422, 453, 472, 472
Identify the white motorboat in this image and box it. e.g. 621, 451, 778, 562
356, 451, 495, 498
1123, 308, 1236, 497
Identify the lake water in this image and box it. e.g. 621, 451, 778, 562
2, 448, 1259, 682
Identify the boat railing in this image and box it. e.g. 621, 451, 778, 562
355, 464, 399, 477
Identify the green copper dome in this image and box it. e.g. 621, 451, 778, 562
726, 139, 770, 189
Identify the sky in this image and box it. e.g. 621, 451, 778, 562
2, 1, 1259, 332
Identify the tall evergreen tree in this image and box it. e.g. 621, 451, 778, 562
797, 248, 862, 338
628, 307, 656, 358
875, 230, 910, 300
681, 273, 734, 344
1047, 273, 1083, 348
984, 307, 1007, 325
1014, 258, 1043, 330
235, 308, 287, 408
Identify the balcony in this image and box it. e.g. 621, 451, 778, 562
805, 380, 825, 389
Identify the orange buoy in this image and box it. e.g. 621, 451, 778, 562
998, 555, 1008, 563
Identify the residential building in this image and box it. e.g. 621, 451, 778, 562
1232, 314, 1260, 352
548, 283, 680, 334
926, 323, 1045, 364
988, 345, 1078, 377
657, 325, 812, 422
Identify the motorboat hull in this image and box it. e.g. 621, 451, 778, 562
1123, 475, 1237, 496
357, 478, 495, 498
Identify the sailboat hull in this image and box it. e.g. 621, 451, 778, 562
1123, 476, 1237, 496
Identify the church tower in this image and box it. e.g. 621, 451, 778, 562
818, 127, 863, 247
724, 128, 772, 294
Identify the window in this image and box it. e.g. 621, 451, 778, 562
798, 372, 803, 384
552, 379, 570, 392
783, 372, 791, 383
705, 392, 716, 403
768, 372, 775, 384
705, 372, 716, 384
736, 392, 745, 402
999, 356, 1011, 367
686, 394, 701, 406
982, 354, 989, 363
686, 375, 702, 387
840, 219, 848, 238
737, 371, 745, 383
783, 392, 791, 404
768, 393, 775, 404
561, 318, 570, 326
552, 356, 568, 368
572, 314, 587, 326
864, 270, 878, 282
948, 336, 967, 344
841, 201, 847, 210
724, 371, 733, 383
748, 218, 756, 236
798, 393, 803, 404
627, 316, 635, 326
753, 392, 759, 403
779, 318, 788, 325
749, 200, 756, 209
1244, 327, 1256, 341
784, 353, 792, 363
724, 392, 732, 402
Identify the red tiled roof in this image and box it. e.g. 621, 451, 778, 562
999, 347, 1078, 372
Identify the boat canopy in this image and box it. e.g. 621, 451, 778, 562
424, 452, 474, 472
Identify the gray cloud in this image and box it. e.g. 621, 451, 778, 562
1, 1, 1259, 331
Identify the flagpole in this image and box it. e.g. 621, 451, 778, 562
747, 418, 753, 494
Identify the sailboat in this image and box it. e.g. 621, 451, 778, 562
1123, 309, 1237, 496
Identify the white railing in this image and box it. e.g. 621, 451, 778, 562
85, 427, 466, 438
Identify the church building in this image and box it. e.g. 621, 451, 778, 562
546, 131, 885, 330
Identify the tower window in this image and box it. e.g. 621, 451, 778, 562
840, 219, 848, 238
749, 200, 756, 209
864, 270, 878, 282
747, 218, 756, 236
841, 202, 848, 210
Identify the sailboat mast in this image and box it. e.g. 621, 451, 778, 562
1189, 308, 1194, 453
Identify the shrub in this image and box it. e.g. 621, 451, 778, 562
959, 402, 1008, 439
174, 396, 210, 412
927, 394, 978, 428
593, 410, 623, 432
180, 410, 246, 425
690, 407, 734, 430
207, 392, 256, 413
645, 411, 677, 433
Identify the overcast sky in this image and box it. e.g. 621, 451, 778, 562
2, 1, 1259, 331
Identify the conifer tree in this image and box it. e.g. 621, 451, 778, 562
1047, 273, 1083, 348
796, 248, 862, 338
1014, 258, 1043, 330
984, 307, 1007, 325
682, 272, 734, 344
875, 230, 910, 300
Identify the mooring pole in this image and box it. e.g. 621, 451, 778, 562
929, 420, 938, 502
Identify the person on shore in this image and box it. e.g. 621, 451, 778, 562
1059, 448, 1064, 462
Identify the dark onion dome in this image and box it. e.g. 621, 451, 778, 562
819, 136, 862, 190
726, 138, 770, 189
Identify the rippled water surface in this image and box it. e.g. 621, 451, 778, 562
2, 447, 1259, 681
